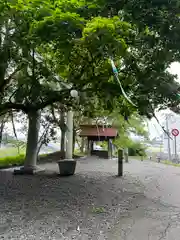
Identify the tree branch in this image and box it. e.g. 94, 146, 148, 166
10, 111, 20, 154
34, 89, 70, 111
0, 86, 95, 116
51, 106, 60, 126
1, 66, 21, 92
0, 102, 29, 114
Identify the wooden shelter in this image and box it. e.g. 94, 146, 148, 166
79, 125, 118, 159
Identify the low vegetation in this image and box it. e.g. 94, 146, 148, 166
91, 207, 106, 214
0, 154, 25, 169
0, 147, 25, 158
162, 160, 180, 167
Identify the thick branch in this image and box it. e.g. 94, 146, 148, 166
0, 102, 29, 115
51, 106, 60, 124
0, 86, 94, 116
33, 90, 70, 111
0, 66, 21, 93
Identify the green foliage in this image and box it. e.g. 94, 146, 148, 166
0, 147, 24, 158
82, 16, 132, 57
91, 206, 106, 214
0, 151, 49, 168
0, 0, 180, 154
0, 154, 25, 168
128, 142, 146, 157
111, 111, 148, 149
0, 0, 180, 171
162, 160, 180, 167
33, 10, 84, 47
25, 0, 180, 119
73, 149, 85, 157
4, 139, 26, 150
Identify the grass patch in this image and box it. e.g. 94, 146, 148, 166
129, 156, 145, 161
0, 148, 84, 169
0, 147, 25, 158
0, 154, 25, 168
147, 146, 162, 153
0, 147, 25, 168
73, 150, 86, 157
161, 160, 180, 167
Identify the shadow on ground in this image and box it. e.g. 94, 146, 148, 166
0, 163, 145, 240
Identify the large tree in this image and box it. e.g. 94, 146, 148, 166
0, 0, 180, 172
0, 1, 76, 172
31, 0, 180, 116
1, 0, 180, 115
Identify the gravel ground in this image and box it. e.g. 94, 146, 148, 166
1, 158, 180, 239
0, 158, 146, 240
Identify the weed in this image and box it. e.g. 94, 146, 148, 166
91, 207, 106, 214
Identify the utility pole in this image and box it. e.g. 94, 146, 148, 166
174, 135, 177, 161
166, 114, 172, 162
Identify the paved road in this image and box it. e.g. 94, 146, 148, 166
109, 160, 180, 240
42, 158, 180, 239
1, 158, 180, 239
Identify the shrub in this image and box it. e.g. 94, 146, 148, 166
128, 142, 146, 157
0, 154, 25, 168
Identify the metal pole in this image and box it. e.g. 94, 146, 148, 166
118, 149, 123, 176
166, 115, 171, 161
174, 136, 177, 162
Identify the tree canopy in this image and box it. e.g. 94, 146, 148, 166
0, 0, 180, 118
30, 0, 180, 116
0, 0, 180, 171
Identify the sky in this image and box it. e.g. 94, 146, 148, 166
148, 62, 180, 139
170, 62, 180, 78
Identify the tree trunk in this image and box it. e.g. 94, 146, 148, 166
36, 123, 50, 158
85, 138, 89, 154
80, 137, 85, 153
0, 120, 5, 147
11, 111, 20, 154
24, 111, 41, 170
87, 139, 92, 156
37, 140, 44, 159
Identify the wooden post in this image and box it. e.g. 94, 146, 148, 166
107, 139, 113, 159
90, 141, 94, 152
108, 139, 110, 159
124, 148, 129, 163
118, 149, 123, 177
110, 141, 113, 159
87, 139, 93, 156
